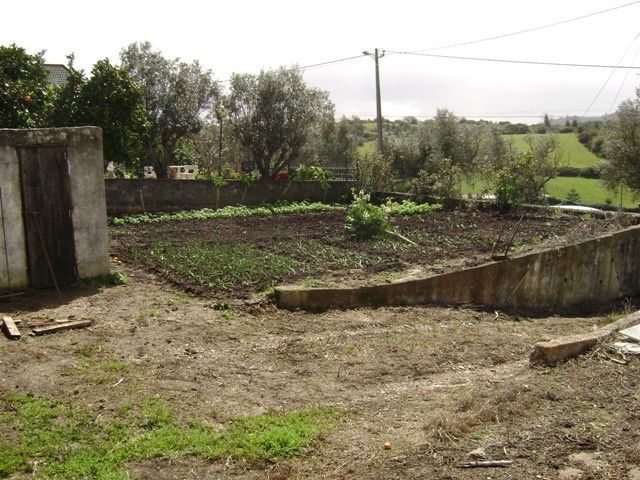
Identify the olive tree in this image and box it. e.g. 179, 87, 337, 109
226, 66, 334, 180
120, 42, 219, 177
601, 90, 640, 192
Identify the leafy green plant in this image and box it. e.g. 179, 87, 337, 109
382, 199, 441, 216
345, 190, 390, 241
109, 201, 343, 226
291, 165, 333, 198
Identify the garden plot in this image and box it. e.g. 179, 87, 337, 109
111, 208, 629, 299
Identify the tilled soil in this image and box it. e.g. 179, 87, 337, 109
110, 209, 632, 298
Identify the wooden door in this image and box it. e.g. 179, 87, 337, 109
18, 146, 77, 288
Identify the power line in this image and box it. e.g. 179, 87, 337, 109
404, 0, 640, 53
609, 41, 640, 111
298, 55, 366, 71
343, 112, 619, 119
218, 54, 366, 83
583, 32, 640, 116
387, 50, 640, 69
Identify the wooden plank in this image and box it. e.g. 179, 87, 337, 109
456, 460, 513, 468
18, 146, 77, 288
31, 319, 92, 336
2, 316, 21, 339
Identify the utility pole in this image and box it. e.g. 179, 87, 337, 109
363, 49, 385, 155
216, 106, 227, 176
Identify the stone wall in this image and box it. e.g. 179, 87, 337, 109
105, 179, 354, 215
276, 225, 640, 313
0, 127, 110, 290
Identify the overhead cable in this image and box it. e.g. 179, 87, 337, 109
404, 0, 640, 53
386, 50, 640, 70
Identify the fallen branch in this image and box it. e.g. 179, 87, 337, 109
111, 378, 124, 388
387, 229, 419, 248
456, 460, 513, 468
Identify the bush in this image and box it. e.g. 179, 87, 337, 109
565, 187, 581, 204
556, 166, 600, 179
291, 165, 332, 191
354, 153, 392, 193
345, 190, 389, 241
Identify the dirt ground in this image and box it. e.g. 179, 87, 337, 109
2, 210, 640, 479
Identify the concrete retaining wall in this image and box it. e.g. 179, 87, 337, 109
276, 225, 640, 312
105, 179, 354, 215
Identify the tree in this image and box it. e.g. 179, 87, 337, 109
544, 113, 551, 128
226, 66, 334, 180
50, 59, 148, 170
304, 116, 357, 174
120, 42, 219, 177
0, 44, 52, 128
601, 90, 640, 192
487, 134, 561, 210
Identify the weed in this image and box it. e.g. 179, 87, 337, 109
344, 346, 360, 357
72, 343, 102, 358
0, 393, 339, 479
373, 271, 396, 283
100, 360, 130, 373
82, 271, 128, 288
297, 277, 325, 288
258, 283, 277, 298
167, 292, 193, 307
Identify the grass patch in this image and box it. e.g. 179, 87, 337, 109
506, 132, 600, 168
545, 177, 637, 208
0, 393, 339, 479
133, 242, 299, 292
462, 175, 638, 209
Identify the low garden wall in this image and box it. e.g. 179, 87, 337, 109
105, 179, 355, 215
276, 225, 640, 313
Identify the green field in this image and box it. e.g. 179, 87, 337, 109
462, 176, 637, 209
357, 140, 376, 155
506, 133, 600, 168
545, 177, 637, 208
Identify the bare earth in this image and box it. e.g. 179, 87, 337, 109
1, 211, 640, 479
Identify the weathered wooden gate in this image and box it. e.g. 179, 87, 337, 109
18, 146, 77, 288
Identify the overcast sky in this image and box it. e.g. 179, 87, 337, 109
3, 0, 640, 123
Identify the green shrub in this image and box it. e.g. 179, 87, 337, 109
345, 190, 389, 241
565, 187, 581, 204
